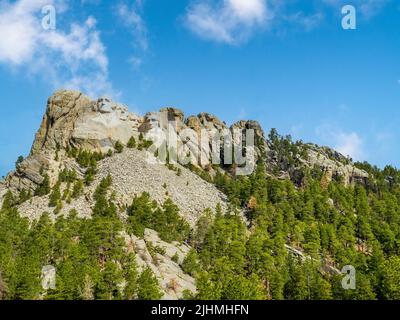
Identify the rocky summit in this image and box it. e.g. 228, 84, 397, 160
1, 90, 367, 198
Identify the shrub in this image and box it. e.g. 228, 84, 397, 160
35, 174, 51, 196
127, 136, 137, 149
115, 141, 124, 153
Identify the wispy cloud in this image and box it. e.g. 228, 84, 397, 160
0, 0, 114, 98
184, 0, 390, 44
117, 1, 147, 51
184, 0, 273, 44
316, 124, 365, 160
322, 0, 390, 18
284, 11, 324, 32
335, 131, 364, 160
116, 0, 148, 68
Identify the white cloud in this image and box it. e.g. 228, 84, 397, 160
284, 11, 324, 31
229, 0, 267, 22
316, 124, 365, 160
0, 0, 114, 98
0, 0, 45, 65
335, 132, 364, 160
117, 1, 148, 51
185, 0, 272, 44
184, 0, 390, 44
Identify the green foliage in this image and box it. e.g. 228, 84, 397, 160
147, 242, 166, 257
137, 139, 153, 151
35, 174, 51, 196
49, 181, 61, 207
0, 173, 167, 301
127, 136, 137, 149
123, 253, 139, 299
58, 169, 78, 183
69, 148, 103, 186
15, 155, 24, 168
380, 256, 400, 299
74, 149, 103, 168
127, 193, 190, 243
182, 249, 201, 276
268, 128, 308, 176
2, 191, 16, 210
137, 268, 163, 300
114, 141, 124, 153
71, 180, 84, 199
171, 253, 179, 264
188, 159, 400, 300
18, 189, 32, 205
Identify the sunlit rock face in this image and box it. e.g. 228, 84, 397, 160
3, 90, 143, 191
0, 89, 368, 201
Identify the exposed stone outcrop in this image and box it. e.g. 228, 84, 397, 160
121, 229, 196, 300
285, 245, 341, 275
3, 91, 143, 192
304, 147, 368, 185
231, 120, 265, 140
32, 91, 142, 154
266, 139, 368, 186
2, 89, 368, 202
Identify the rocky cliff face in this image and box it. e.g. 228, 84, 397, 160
304, 145, 368, 185
3, 91, 143, 192
1, 90, 368, 201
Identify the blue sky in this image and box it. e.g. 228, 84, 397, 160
0, 0, 400, 176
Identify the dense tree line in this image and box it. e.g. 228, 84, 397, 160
191, 130, 400, 300
0, 176, 163, 300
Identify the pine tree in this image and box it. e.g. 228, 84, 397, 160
381, 256, 400, 299
137, 268, 162, 300
195, 272, 223, 300
1, 190, 15, 210
96, 261, 123, 300
182, 249, 201, 276
49, 181, 62, 207
35, 174, 51, 196
285, 257, 309, 300
72, 180, 84, 199
114, 141, 124, 153
15, 155, 24, 168
124, 253, 139, 300
127, 136, 137, 149
192, 209, 213, 249
223, 274, 266, 300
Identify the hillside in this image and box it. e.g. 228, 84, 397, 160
1, 90, 400, 300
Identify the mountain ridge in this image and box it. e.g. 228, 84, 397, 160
0, 89, 368, 202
